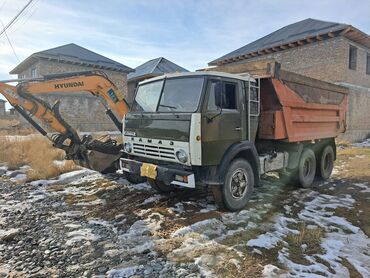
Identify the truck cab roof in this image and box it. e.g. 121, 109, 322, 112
138, 71, 256, 85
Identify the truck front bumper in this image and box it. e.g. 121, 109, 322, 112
118, 158, 196, 188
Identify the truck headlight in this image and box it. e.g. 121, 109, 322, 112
176, 149, 188, 163
124, 142, 133, 153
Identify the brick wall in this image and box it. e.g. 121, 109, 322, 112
338, 84, 370, 142
213, 37, 370, 87
211, 36, 370, 142
17, 60, 128, 132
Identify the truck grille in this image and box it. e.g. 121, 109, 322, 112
133, 143, 176, 160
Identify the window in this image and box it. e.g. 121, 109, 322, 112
158, 77, 204, 112
366, 53, 370, 75
19, 74, 26, 79
131, 80, 164, 112
223, 83, 237, 109
131, 77, 204, 113
207, 80, 237, 111
349, 46, 357, 70
31, 68, 38, 78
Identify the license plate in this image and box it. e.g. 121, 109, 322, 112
140, 163, 157, 179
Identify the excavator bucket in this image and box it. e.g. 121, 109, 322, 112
78, 135, 122, 172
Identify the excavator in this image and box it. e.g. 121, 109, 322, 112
0, 71, 138, 178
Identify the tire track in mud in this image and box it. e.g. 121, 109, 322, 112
1, 154, 370, 277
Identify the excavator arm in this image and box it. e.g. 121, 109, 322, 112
0, 71, 130, 172
20, 71, 129, 130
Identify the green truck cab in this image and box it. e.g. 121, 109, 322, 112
119, 68, 347, 211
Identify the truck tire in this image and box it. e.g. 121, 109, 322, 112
125, 173, 146, 184
298, 148, 316, 188
220, 158, 254, 211
318, 145, 334, 180
147, 178, 174, 193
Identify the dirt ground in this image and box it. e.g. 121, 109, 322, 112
0, 144, 369, 278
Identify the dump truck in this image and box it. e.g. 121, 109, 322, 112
118, 63, 348, 211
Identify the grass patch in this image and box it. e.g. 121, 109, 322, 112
284, 223, 324, 265
336, 139, 350, 148
64, 193, 99, 205
335, 147, 370, 180
339, 257, 363, 278
0, 135, 76, 181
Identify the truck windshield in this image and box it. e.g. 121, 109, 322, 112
131, 77, 204, 113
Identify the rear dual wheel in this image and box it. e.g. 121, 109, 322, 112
318, 145, 335, 180
293, 145, 334, 188
297, 148, 317, 188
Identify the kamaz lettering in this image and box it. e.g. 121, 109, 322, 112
54, 81, 84, 89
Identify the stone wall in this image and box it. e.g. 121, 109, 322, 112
338, 84, 370, 142
16, 60, 128, 132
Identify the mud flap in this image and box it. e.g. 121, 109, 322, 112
211, 185, 225, 210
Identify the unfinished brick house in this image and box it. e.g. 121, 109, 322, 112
9, 43, 133, 131
209, 18, 370, 142
127, 57, 188, 103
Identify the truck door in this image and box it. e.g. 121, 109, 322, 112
201, 78, 243, 165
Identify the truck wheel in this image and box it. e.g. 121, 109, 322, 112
147, 178, 174, 193
298, 148, 316, 188
125, 173, 146, 184
221, 159, 254, 211
318, 145, 334, 180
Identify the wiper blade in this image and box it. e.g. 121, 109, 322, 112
159, 104, 177, 110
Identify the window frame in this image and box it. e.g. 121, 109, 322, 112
366, 53, 370, 75
31, 68, 38, 78
157, 76, 205, 113
205, 79, 239, 112
349, 45, 357, 70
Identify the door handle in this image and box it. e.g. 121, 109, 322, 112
235, 127, 242, 131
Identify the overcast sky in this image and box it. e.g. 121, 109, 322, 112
0, 0, 369, 101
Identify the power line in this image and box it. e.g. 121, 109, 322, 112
0, 0, 8, 13
0, 19, 20, 62
0, 0, 34, 39
9, 0, 39, 35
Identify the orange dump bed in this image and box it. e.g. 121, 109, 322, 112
258, 69, 348, 142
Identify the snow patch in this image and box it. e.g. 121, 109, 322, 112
30, 169, 99, 186
106, 265, 139, 278
352, 138, 370, 148
172, 218, 225, 238
353, 182, 370, 193
262, 264, 283, 278
10, 173, 27, 183
129, 182, 152, 191
65, 228, 99, 246
142, 194, 164, 205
